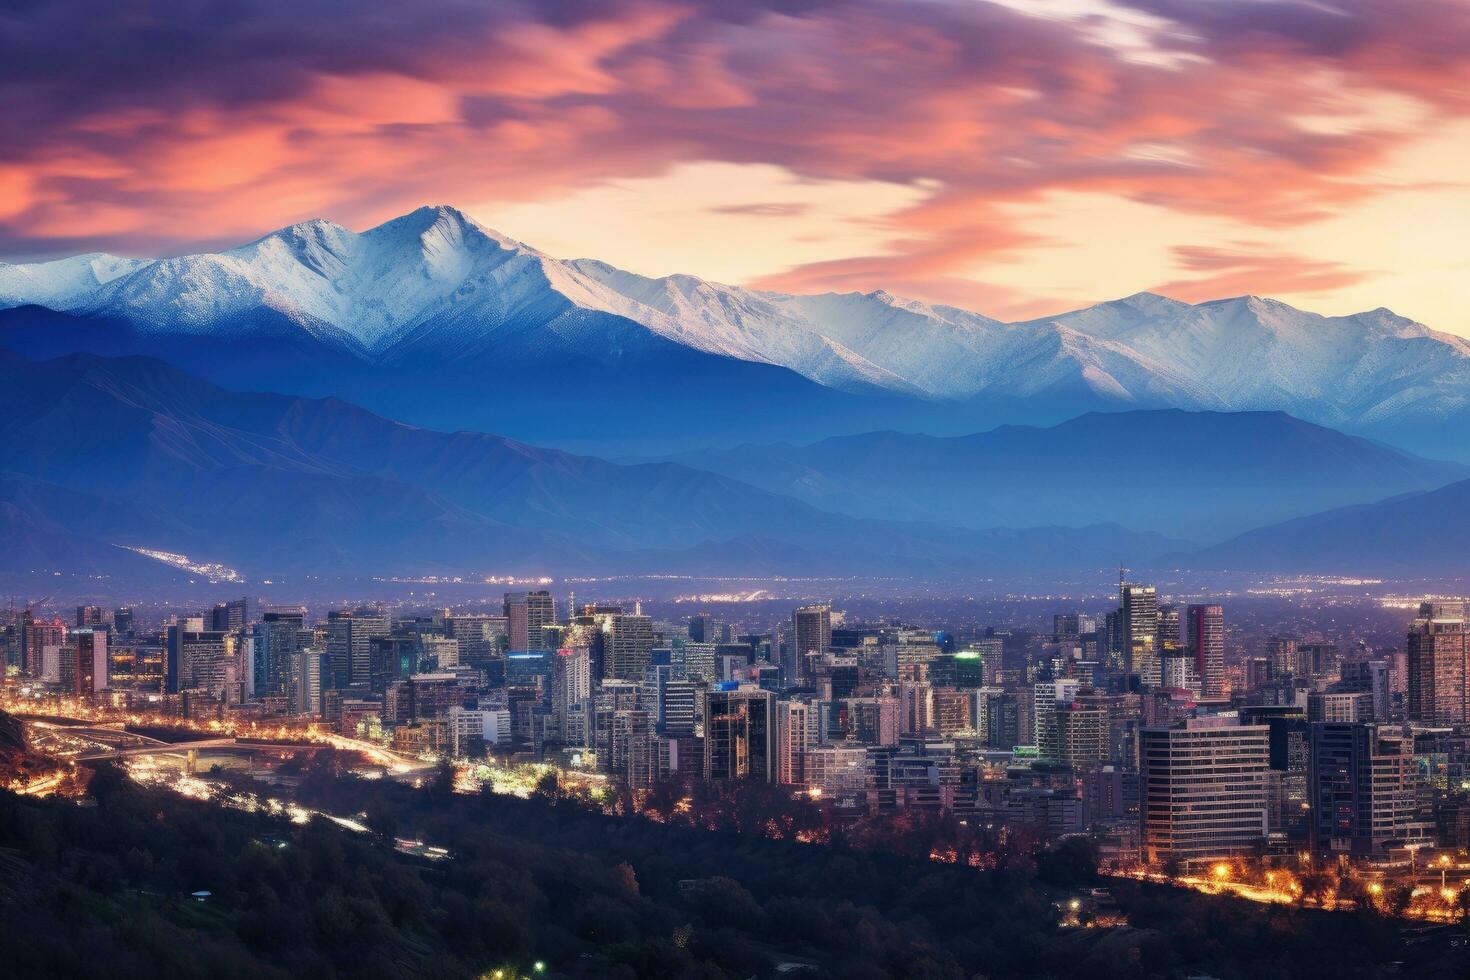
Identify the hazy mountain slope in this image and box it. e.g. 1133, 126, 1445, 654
1186, 478, 1470, 574
0, 349, 1179, 578
0, 476, 193, 585
659, 410, 1466, 541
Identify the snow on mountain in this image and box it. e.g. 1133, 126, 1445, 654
1018, 293, 1470, 426
0, 252, 150, 310
3, 204, 1470, 433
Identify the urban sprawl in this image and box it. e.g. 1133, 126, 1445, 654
6, 582, 1470, 918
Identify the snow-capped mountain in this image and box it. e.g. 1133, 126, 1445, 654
3, 204, 1470, 456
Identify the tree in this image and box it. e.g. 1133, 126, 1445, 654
84, 760, 129, 807
1036, 836, 1098, 886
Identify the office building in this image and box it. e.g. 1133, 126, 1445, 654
1140, 717, 1269, 868
325, 608, 390, 689
72, 627, 108, 696
602, 612, 653, 681
1186, 604, 1225, 700
504, 591, 555, 651
1121, 583, 1159, 685
1407, 601, 1468, 724
1308, 722, 1418, 857
791, 604, 832, 684
705, 686, 775, 781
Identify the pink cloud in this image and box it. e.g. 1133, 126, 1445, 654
1150, 243, 1372, 303
1, 0, 1466, 310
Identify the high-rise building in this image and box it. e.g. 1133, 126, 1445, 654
900, 679, 935, 736
705, 685, 775, 781
504, 590, 556, 651
325, 608, 390, 689
76, 605, 109, 628
602, 612, 653, 681
1053, 613, 1094, 639
1407, 601, 1468, 725
981, 690, 1020, 749
254, 610, 306, 696
552, 647, 594, 746
1269, 635, 1307, 680
210, 597, 253, 633
72, 627, 108, 695
293, 646, 327, 716
688, 612, 718, 644
1338, 660, 1391, 722
1120, 583, 1159, 685
1157, 604, 1180, 652
682, 642, 718, 683
20, 614, 65, 677
776, 700, 811, 785
1140, 717, 1269, 868
641, 661, 697, 736
444, 613, 509, 669
166, 625, 235, 697
1186, 604, 1226, 700
1034, 678, 1080, 761
791, 605, 832, 684
1308, 722, 1418, 857
1053, 702, 1108, 770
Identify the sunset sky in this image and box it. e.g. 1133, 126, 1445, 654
3, 0, 1468, 331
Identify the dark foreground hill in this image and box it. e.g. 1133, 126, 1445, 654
0, 762, 1461, 979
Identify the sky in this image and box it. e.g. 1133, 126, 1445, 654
2, 0, 1468, 331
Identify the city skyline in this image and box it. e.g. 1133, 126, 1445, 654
5, 3, 1470, 976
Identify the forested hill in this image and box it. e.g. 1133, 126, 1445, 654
0, 763, 1465, 979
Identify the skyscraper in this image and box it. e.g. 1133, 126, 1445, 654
325, 608, 390, 689
445, 613, 509, 669
791, 604, 832, 684
688, 612, 715, 644
1407, 601, 1468, 725
166, 625, 235, 697
705, 685, 775, 781
72, 627, 108, 696
1308, 722, 1418, 857
602, 611, 653, 681
1034, 678, 1081, 762
254, 610, 306, 697
504, 590, 556, 650
1120, 583, 1159, 685
1140, 717, 1269, 868
210, 596, 253, 633
20, 614, 64, 677
1186, 604, 1225, 700
1157, 604, 1180, 652
776, 700, 811, 785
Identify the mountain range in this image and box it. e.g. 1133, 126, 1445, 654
3, 205, 1470, 458
656, 411, 1467, 541
4, 345, 1470, 582
1188, 478, 1470, 576
0, 349, 1182, 580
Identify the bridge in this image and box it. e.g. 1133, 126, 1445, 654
76, 738, 333, 773
18, 714, 435, 777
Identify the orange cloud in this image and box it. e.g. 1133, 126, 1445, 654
0, 0, 1466, 317
1151, 243, 1372, 303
